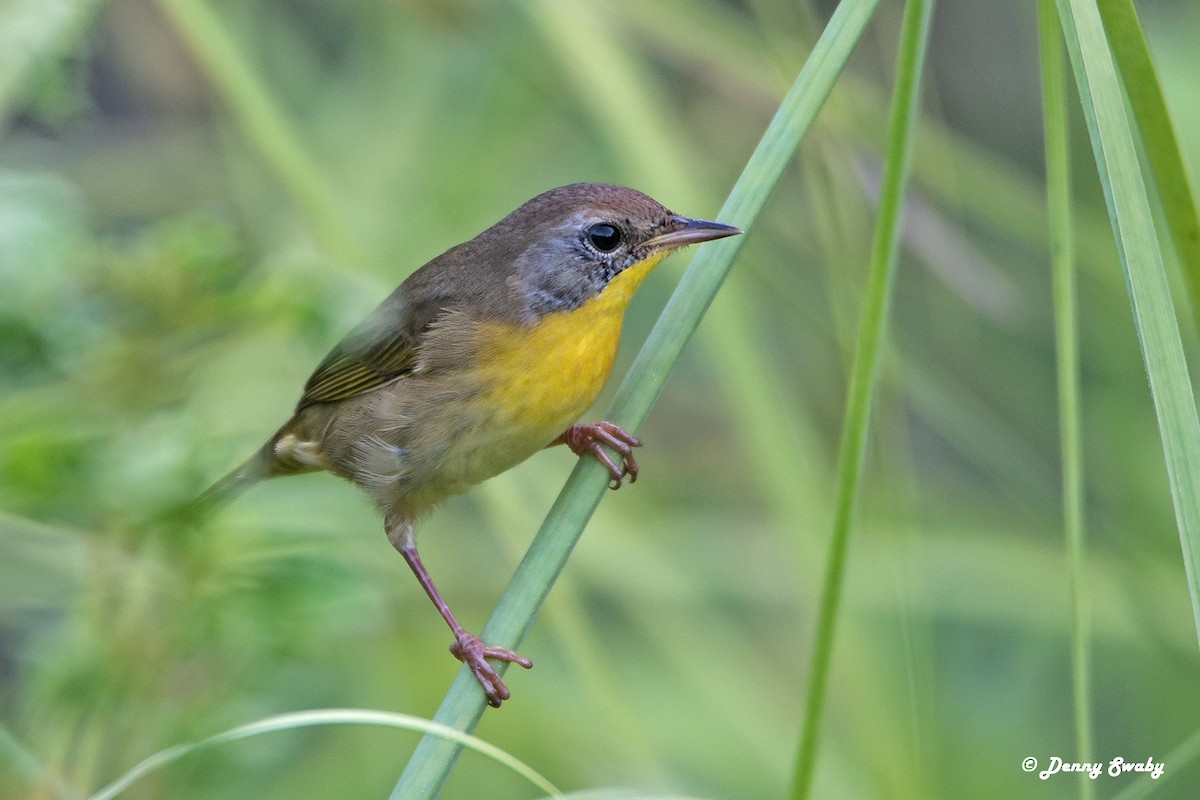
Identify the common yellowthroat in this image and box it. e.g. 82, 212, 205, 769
200, 183, 740, 706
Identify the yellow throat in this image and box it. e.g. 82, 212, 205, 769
477, 250, 669, 432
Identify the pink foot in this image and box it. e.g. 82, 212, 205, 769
449, 632, 533, 707
552, 421, 642, 489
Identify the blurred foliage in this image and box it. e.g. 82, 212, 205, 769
1, 0, 1200, 799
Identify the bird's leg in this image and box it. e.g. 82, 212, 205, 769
387, 518, 532, 707
549, 421, 642, 489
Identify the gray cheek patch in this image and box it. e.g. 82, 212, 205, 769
512, 215, 646, 317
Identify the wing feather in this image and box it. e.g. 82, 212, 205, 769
295, 293, 450, 410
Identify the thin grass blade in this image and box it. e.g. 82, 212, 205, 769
1039, 2, 1094, 798
1097, 0, 1200, 329
86, 709, 559, 800
787, 0, 935, 797
1054, 0, 1200, 644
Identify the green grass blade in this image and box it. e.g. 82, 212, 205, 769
86, 709, 560, 800
1039, 2, 1094, 798
390, 1, 883, 797
1055, 0, 1200, 641
1097, 0, 1200, 328
787, 0, 935, 797
153, 0, 361, 268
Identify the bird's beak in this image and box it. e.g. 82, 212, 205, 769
646, 216, 742, 250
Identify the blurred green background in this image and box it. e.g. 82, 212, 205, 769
2, 0, 1200, 798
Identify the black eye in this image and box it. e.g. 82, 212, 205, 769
587, 223, 622, 253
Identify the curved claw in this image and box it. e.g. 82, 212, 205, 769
450, 632, 533, 708
553, 421, 642, 489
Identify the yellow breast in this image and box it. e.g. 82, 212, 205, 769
475, 251, 666, 437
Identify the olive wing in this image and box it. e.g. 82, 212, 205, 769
295, 295, 450, 411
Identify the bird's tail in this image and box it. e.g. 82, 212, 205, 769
190, 450, 274, 519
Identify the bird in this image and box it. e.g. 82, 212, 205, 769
197, 183, 740, 706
